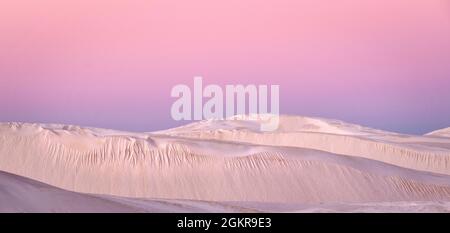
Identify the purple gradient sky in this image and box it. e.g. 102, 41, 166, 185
1, 0, 449, 134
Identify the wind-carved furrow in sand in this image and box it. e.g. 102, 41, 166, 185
171, 131, 450, 175
1, 125, 450, 204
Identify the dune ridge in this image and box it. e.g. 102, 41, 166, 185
1, 116, 450, 212
161, 115, 450, 175
426, 127, 450, 138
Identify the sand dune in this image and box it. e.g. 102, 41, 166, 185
426, 127, 450, 138
0, 170, 146, 212
1, 115, 450, 212
3, 170, 448, 213
161, 115, 450, 175
0, 170, 258, 213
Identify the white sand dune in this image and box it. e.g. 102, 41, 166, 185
0, 115, 450, 212
0, 170, 258, 213
426, 127, 450, 138
161, 115, 450, 175
0, 170, 143, 212
3, 169, 448, 213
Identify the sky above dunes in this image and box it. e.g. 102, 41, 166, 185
0, 0, 449, 134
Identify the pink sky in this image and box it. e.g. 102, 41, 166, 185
0, 0, 449, 133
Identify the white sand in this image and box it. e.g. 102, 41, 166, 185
426, 127, 450, 138
0, 170, 261, 213
1, 115, 450, 212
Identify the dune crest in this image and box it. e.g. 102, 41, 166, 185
426, 127, 450, 138
1, 116, 450, 212
161, 115, 450, 175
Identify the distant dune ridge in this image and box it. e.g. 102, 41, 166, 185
1, 115, 450, 212
426, 127, 450, 138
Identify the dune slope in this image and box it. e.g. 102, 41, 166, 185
161, 115, 450, 175
1, 118, 450, 207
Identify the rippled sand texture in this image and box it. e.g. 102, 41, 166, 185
1, 115, 449, 212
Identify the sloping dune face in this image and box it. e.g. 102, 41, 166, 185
0, 170, 142, 213
162, 116, 450, 175
1, 117, 450, 207
426, 127, 450, 138
0, 170, 254, 213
